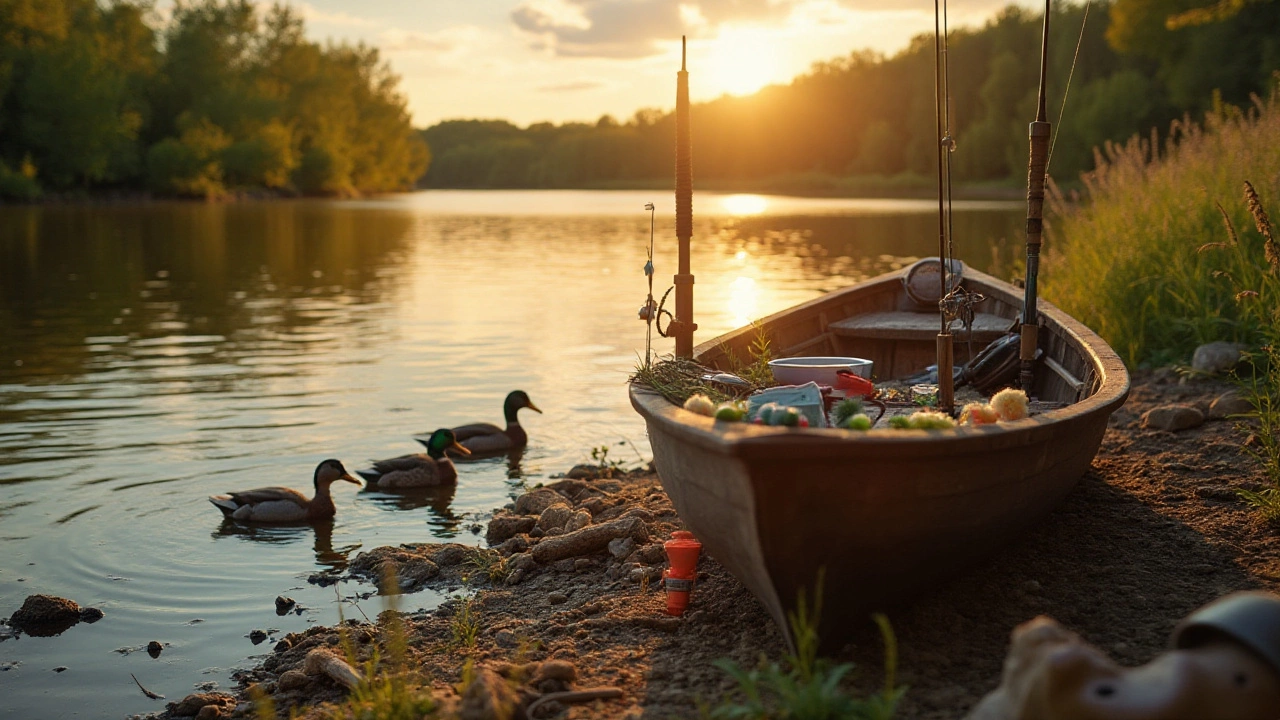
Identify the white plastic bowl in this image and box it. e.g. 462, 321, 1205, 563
768, 357, 873, 386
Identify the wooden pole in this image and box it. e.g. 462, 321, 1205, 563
1021, 1, 1051, 394
933, 0, 955, 414
673, 36, 697, 358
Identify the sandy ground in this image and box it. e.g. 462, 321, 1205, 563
146, 370, 1279, 719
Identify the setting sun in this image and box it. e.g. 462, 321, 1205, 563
705, 28, 779, 97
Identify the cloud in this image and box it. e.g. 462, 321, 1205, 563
537, 80, 608, 92
294, 2, 379, 28
511, 0, 796, 58
380, 26, 486, 56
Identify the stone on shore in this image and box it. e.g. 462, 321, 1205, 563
167, 691, 237, 718
486, 514, 535, 545
1208, 391, 1254, 419
1191, 341, 1246, 374
530, 516, 649, 564
459, 667, 519, 720
514, 488, 563, 516
1141, 404, 1204, 432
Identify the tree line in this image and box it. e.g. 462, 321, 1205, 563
420, 0, 1280, 190
0, 0, 427, 200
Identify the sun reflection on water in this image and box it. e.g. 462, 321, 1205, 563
721, 194, 769, 216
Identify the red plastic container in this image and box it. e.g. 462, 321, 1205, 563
663, 530, 703, 616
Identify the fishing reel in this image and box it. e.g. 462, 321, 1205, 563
639, 286, 676, 337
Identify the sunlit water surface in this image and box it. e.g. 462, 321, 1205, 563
0, 190, 1020, 718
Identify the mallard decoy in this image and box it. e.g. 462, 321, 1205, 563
428, 390, 542, 456
209, 459, 361, 523
360, 429, 471, 488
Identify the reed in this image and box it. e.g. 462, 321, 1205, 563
1043, 83, 1280, 367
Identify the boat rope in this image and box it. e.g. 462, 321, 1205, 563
1046, 0, 1091, 175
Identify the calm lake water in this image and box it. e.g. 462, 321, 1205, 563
0, 190, 1020, 718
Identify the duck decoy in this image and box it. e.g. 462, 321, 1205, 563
209, 459, 361, 523
359, 428, 471, 488
428, 390, 541, 456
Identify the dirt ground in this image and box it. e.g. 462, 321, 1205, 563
155, 369, 1279, 719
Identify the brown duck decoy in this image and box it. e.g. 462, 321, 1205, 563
209, 459, 361, 523
360, 429, 471, 488
427, 390, 541, 456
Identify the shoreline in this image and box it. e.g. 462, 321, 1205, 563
3, 180, 1027, 208
139, 369, 1275, 720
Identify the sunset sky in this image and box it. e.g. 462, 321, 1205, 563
170, 0, 1042, 127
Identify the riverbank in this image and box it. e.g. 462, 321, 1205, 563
136, 369, 1275, 719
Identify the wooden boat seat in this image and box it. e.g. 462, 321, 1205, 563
828, 310, 1012, 343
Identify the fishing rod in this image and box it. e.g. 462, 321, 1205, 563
933, 0, 956, 415
672, 36, 697, 358
1021, 0, 1052, 394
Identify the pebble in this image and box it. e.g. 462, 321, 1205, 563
52, 666, 68, 673
277, 669, 309, 692
249, 630, 267, 645
1140, 404, 1204, 431
537, 504, 574, 533
514, 488, 563, 516
495, 629, 519, 648
1208, 391, 1254, 419
536, 659, 578, 683
633, 544, 667, 566
79, 607, 104, 623
147, 641, 163, 658
487, 515, 535, 545
608, 537, 636, 560
1191, 341, 1246, 374
547, 592, 568, 605
573, 558, 593, 573
274, 596, 295, 614
565, 510, 592, 532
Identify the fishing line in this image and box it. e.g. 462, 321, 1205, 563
1046, 0, 1091, 175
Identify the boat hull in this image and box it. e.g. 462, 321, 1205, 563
630, 267, 1129, 650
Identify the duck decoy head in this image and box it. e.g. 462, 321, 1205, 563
314, 459, 363, 487
505, 390, 542, 419
424, 429, 471, 459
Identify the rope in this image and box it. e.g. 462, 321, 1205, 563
1046, 0, 1090, 175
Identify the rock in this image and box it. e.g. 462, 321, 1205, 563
168, 692, 237, 717
277, 669, 310, 692
249, 629, 267, 645
566, 464, 604, 480
52, 666, 67, 672
632, 544, 667, 566
459, 667, 519, 720
565, 510, 592, 532
1208, 391, 1254, 419
580, 497, 607, 516
547, 592, 568, 605
531, 516, 649, 564
495, 534, 530, 555
573, 558, 593, 572
536, 503, 574, 533
536, 660, 577, 683
608, 537, 636, 560
147, 641, 163, 658
196, 704, 224, 720
1140, 404, 1204, 432
7, 595, 81, 636
274, 639, 292, 654
509, 553, 538, 572
274, 596, 295, 614
1192, 341, 1246, 374
543, 527, 565, 538
628, 566, 662, 584
515, 488, 563, 516
432, 544, 468, 566
1196, 485, 1240, 501
494, 629, 519, 648
79, 607, 103, 623
486, 515, 535, 545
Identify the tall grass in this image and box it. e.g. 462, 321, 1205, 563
1043, 82, 1280, 367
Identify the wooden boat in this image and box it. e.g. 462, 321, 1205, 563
629, 265, 1129, 650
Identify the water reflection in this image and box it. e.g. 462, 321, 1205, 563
359, 484, 460, 527
212, 518, 360, 572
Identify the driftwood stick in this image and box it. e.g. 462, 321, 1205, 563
303, 649, 363, 690
130, 673, 165, 700
525, 687, 625, 717
530, 517, 648, 564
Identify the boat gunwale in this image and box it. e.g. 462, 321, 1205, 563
630, 267, 1130, 458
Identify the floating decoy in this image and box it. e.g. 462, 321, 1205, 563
429, 390, 542, 456
360, 428, 471, 488
208, 459, 361, 523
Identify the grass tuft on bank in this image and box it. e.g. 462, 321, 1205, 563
1043, 82, 1280, 368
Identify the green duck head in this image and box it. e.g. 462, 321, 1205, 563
424, 429, 471, 459
503, 390, 542, 423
